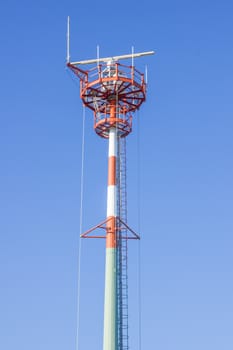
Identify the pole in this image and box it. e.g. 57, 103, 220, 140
66, 16, 70, 63
103, 102, 118, 350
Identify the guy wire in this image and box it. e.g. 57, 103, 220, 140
75, 104, 86, 350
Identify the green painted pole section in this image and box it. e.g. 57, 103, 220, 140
103, 248, 117, 350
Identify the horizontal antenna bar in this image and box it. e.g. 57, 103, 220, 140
69, 50, 155, 65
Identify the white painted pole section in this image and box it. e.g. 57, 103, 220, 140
103, 127, 117, 350
108, 128, 117, 158
107, 186, 117, 217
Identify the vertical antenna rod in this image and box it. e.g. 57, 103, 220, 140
97, 44, 100, 66
145, 65, 148, 84
131, 46, 134, 67
67, 16, 70, 63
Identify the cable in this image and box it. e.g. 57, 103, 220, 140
136, 109, 142, 350
65, 67, 80, 88
75, 104, 86, 350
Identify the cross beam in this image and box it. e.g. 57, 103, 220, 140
69, 51, 155, 66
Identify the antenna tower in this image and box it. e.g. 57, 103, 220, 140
67, 20, 154, 350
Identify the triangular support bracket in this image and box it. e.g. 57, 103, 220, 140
81, 217, 140, 240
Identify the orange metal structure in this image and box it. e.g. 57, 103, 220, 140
67, 61, 146, 137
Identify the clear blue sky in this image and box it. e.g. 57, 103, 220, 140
1, 0, 233, 349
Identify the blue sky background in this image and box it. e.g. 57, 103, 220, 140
1, 0, 233, 349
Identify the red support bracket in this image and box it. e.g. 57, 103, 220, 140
81, 217, 140, 240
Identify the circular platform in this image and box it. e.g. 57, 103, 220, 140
68, 61, 146, 138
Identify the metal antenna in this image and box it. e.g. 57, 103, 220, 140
70, 50, 155, 66
97, 44, 100, 66
145, 65, 148, 84
131, 46, 134, 67
67, 16, 70, 63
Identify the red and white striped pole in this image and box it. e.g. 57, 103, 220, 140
103, 102, 118, 350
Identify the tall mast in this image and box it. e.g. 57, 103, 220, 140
67, 48, 154, 350
104, 120, 118, 350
